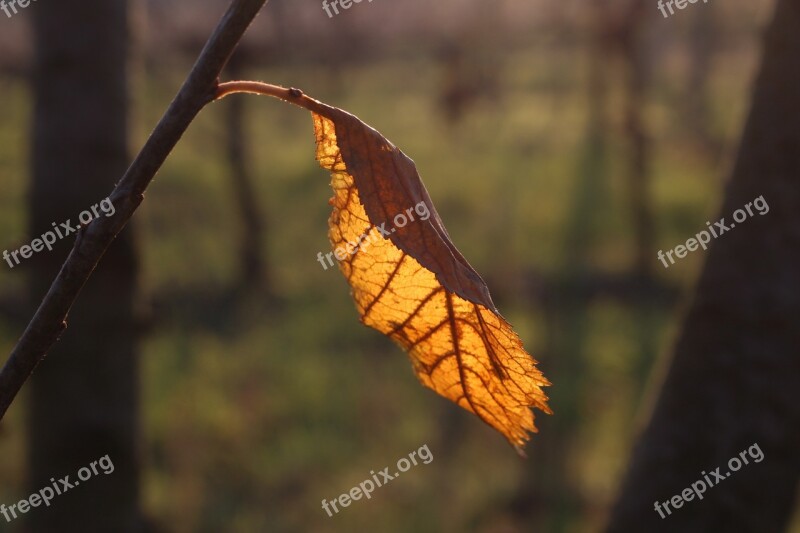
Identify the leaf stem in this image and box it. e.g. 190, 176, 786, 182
215, 80, 334, 118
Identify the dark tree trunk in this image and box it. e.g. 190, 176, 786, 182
607, 1, 800, 531
27, 1, 142, 531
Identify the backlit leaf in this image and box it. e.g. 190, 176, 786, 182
217, 83, 552, 450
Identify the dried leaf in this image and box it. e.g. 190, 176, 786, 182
217, 84, 551, 449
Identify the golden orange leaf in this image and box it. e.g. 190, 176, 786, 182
216, 83, 552, 450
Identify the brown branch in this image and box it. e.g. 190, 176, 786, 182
0, 0, 269, 420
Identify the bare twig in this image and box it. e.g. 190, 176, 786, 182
0, 0, 269, 420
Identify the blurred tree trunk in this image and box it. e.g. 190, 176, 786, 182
607, 1, 800, 531
225, 55, 271, 296
618, 1, 655, 281
28, 1, 142, 531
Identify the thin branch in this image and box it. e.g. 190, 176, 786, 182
0, 0, 269, 421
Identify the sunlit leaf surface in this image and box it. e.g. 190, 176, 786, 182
310, 107, 551, 450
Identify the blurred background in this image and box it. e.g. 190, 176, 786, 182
0, 0, 797, 531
